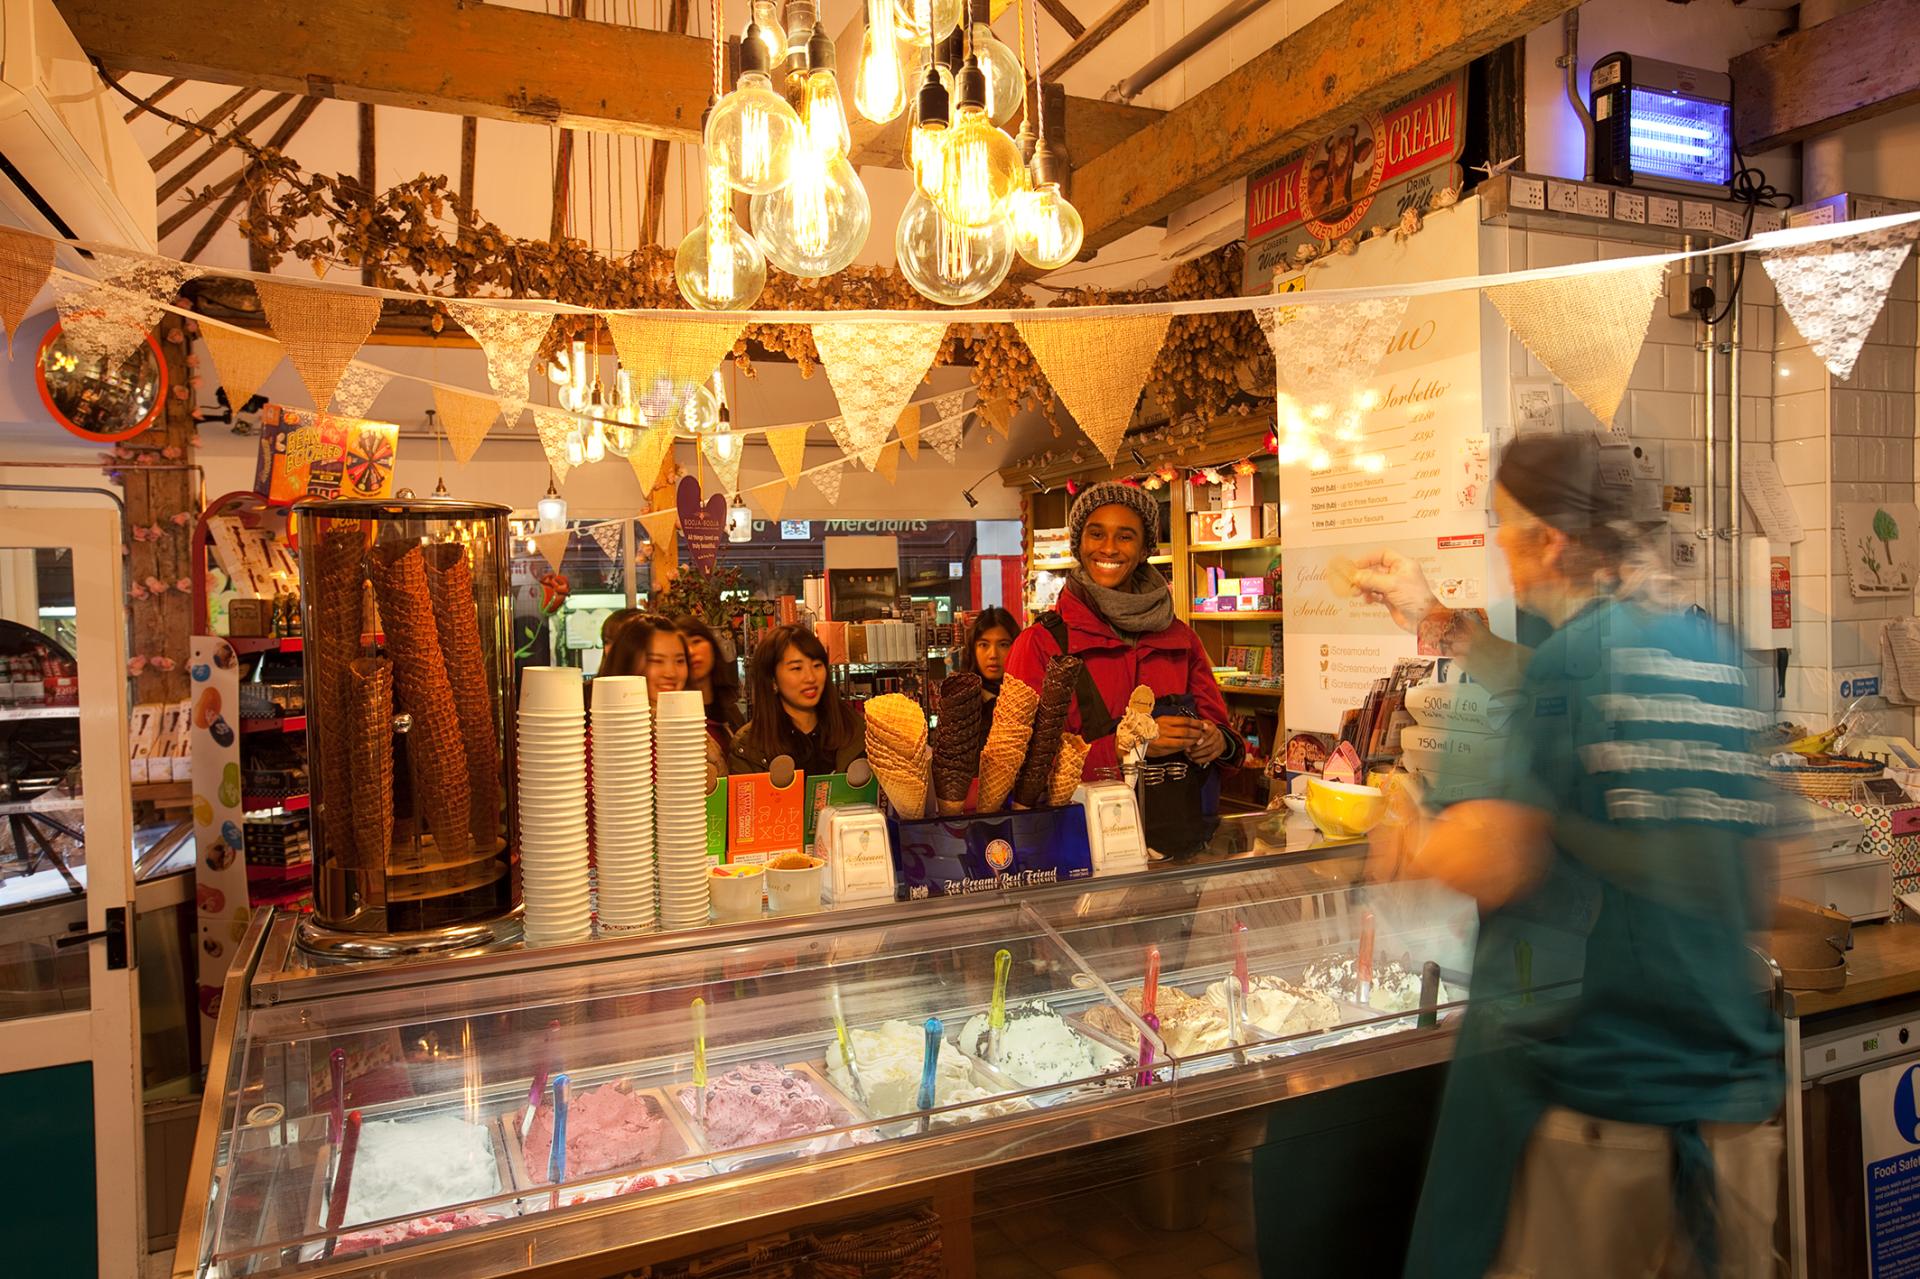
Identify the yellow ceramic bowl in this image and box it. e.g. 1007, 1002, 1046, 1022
1304, 777, 1388, 839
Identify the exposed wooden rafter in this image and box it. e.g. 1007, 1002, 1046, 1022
1044, 0, 1146, 81
180, 97, 320, 262
643, 0, 694, 247
146, 85, 254, 172
123, 76, 185, 122
1037, 0, 1085, 39
155, 93, 291, 203
1730, 0, 1920, 153
1066, 0, 1583, 253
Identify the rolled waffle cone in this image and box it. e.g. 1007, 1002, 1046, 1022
312, 523, 368, 867
423, 543, 502, 853
932, 673, 983, 804
977, 744, 1023, 812
1049, 733, 1091, 807
367, 542, 473, 861
869, 738, 931, 820
1014, 656, 1082, 808
347, 657, 395, 865
863, 692, 927, 758
976, 679, 1039, 810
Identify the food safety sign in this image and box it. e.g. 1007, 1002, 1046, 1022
1860, 1059, 1920, 1274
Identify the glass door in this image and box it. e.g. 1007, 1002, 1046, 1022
0, 507, 143, 1277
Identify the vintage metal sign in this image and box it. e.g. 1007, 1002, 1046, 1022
1243, 72, 1467, 291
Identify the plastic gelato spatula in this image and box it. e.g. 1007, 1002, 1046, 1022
918, 1018, 944, 1132
1143, 945, 1161, 1020
1417, 961, 1442, 1029
1222, 975, 1246, 1047
1357, 910, 1377, 1005
549, 1075, 571, 1187
1137, 1014, 1159, 1088
691, 997, 709, 1132
320, 1110, 362, 1261
1231, 922, 1250, 994
522, 1019, 560, 1140
829, 983, 868, 1109
988, 949, 1012, 1059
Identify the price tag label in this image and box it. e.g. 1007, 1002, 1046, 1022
1682, 201, 1715, 231
1508, 177, 1546, 211
1613, 191, 1647, 224
1546, 181, 1581, 214
1576, 187, 1613, 219
1753, 208, 1788, 234
1647, 196, 1681, 229
1713, 206, 1748, 240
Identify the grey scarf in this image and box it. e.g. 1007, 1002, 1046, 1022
1068, 565, 1174, 637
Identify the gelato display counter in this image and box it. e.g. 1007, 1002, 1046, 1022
171, 812, 1484, 1279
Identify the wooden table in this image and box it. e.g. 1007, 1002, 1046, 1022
1784, 918, 1920, 1018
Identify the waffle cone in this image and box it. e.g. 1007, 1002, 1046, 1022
936, 794, 967, 816
347, 657, 395, 864
1049, 733, 1090, 807
311, 523, 368, 867
977, 745, 1023, 812
423, 543, 502, 852
368, 542, 472, 861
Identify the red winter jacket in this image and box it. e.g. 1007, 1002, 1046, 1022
1003, 583, 1242, 780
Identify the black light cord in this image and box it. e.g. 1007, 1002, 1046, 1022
1702, 144, 1793, 325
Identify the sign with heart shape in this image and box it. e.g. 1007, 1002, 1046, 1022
676, 474, 727, 572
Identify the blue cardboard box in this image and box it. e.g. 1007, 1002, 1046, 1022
886, 805, 1093, 900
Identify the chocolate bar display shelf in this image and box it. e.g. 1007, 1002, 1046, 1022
171, 810, 1511, 1279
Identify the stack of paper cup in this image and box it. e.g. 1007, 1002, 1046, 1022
654, 689, 712, 930
590, 675, 655, 933
518, 666, 590, 947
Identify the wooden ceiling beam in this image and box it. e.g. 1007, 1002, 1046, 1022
1044, 0, 1146, 82
181, 97, 320, 262
155, 94, 292, 203
146, 85, 254, 171
1730, 0, 1920, 153
1037, 0, 1086, 39
1067, 0, 1582, 253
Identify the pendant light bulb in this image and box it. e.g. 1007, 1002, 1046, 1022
566, 430, 586, 468
752, 147, 872, 277
676, 381, 722, 436
799, 25, 852, 157
935, 59, 1021, 228
909, 65, 952, 202
853, 0, 909, 123
892, 0, 961, 43
676, 157, 769, 309
895, 188, 1014, 306
705, 36, 805, 195
585, 419, 607, 464
967, 5, 1025, 127
1012, 181, 1084, 270
748, 0, 788, 64
537, 479, 568, 532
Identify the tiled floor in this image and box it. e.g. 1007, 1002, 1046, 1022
970, 1153, 1259, 1279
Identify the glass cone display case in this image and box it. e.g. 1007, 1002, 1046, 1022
174, 817, 1484, 1279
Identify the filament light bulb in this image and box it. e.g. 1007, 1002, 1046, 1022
935, 61, 1021, 228
892, 0, 961, 43
585, 420, 607, 464
896, 188, 1013, 306
705, 42, 804, 195
1011, 182, 1084, 270
675, 158, 769, 309
748, 0, 788, 64
799, 26, 853, 157
752, 148, 871, 278
853, 0, 908, 123
969, 19, 1025, 127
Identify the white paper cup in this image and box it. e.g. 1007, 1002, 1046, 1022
710, 865, 765, 921
654, 690, 706, 720
519, 667, 585, 713
764, 856, 825, 915
591, 675, 650, 711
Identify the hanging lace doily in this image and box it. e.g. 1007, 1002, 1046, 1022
811, 463, 844, 503
446, 302, 552, 427
1485, 263, 1665, 427
1257, 296, 1409, 410
1015, 313, 1171, 461
587, 520, 625, 563
1763, 222, 1919, 381
813, 321, 948, 468
52, 247, 203, 367
330, 362, 393, 418
700, 432, 742, 494
532, 407, 577, 483
923, 413, 964, 463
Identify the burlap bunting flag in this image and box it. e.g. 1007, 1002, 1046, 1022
923, 412, 964, 463
605, 313, 742, 395
198, 322, 284, 411
628, 425, 675, 495
701, 434, 742, 494
1257, 296, 1409, 410
254, 280, 383, 410
587, 520, 625, 563
1015, 314, 1170, 460
532, 529, 571, 573
897, 403, 921, 458
812, 321, 947, 468
1486, 261, 1667, 427
873, 439, 902, 484
1763, 222, 1919, 381
532, 407, 577, 484
811, 463, 844, 503
765, 422, 810, 487
432, 385, 501, 464
331, 362, 393, 418
446, 301, 553, 427
637, 506, 679, 554
978, 392, 1014, 438
0, 228, 54, 352
748, 481, 787, 521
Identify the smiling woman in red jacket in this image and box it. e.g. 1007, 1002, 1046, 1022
1004, 482, 1244, 847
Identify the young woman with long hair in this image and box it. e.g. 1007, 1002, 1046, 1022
674, 615, 745, 755
725, 625, 866, 778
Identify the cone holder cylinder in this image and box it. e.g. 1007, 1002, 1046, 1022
292, 496, 521, 957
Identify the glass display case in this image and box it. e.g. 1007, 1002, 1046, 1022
291, 498, 517, 956
174, 817, 1481, 1279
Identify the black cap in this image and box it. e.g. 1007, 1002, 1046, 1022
956, 55, 987, 112
806, 22, 834, 72
740, 23, 770, 75
968, 0, 990, 22
917, 65, 950, 129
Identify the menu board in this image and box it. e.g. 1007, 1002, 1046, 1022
1279, 207, 1497, 731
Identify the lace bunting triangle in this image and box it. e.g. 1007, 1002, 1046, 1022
812, 321, 947, 468
446, 302, 553, 427
1257, 296, 1409, 411
811, 463, 844, 504
587, 521, 626, 564
1763, 222, 1919, 381
532, 407, 578, 484
331, 362, 393, 418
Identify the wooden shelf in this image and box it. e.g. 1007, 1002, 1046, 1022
1219, 685, 1285, 699
227, 635, 303, 655
1188, 538, 1282, 554
1030, 557, 1076, 571
1193, 611, 1284, 622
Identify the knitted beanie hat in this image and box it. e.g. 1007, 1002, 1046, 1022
1067, 481, 1160, 558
